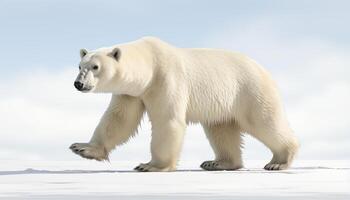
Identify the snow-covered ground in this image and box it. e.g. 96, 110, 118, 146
0, 160, 349, 200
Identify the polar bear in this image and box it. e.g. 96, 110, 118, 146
70, 37, 298, 171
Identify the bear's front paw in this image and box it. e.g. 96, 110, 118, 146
134, 163, 175, 172
69, 143, 108, 161
200, 160, 242, 171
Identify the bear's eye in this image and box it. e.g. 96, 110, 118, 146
92, 65, 99, 70
79, 65, 81, 70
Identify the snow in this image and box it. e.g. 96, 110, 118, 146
0, 160, 349, 200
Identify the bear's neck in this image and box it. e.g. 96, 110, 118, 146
111, 42, 155, 97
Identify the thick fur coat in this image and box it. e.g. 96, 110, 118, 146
70, 37, 299, 171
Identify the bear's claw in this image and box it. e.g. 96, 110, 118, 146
134, 163, 150, 172
200, 161, 220, 171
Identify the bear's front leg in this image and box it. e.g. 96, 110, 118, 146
134, 118, 186, 172
70, 95, 144, 161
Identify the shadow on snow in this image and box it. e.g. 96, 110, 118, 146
1, 167, 349, 176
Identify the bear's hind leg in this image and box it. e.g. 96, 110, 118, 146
248, 123, 299, 170
200, 122, 243, 171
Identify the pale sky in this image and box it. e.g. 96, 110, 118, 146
0, 0, 349, 162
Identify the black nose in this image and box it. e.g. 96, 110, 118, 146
74, 81, 84, 90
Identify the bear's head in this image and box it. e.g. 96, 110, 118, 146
74, 48, 121, 93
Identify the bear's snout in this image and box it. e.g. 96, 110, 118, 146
74, 81, 84, 91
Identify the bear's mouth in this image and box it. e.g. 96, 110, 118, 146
80, 86, 94, 93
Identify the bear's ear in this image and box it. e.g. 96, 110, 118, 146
80, 49, 88, 58
109, 48, 121, 61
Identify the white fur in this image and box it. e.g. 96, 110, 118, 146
70, 37, 299, 171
